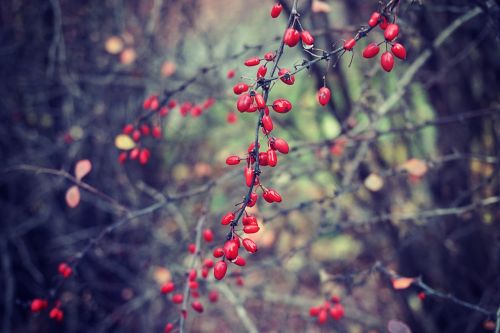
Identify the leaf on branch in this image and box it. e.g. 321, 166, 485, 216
364, 173, 384, 192
311, 0, 331, 13
115, 134, 136, 150
105, 36, 124, 54
388, 319, 412, 333
75, 159, 92, 181
65, 186, 80, 208
400, 158, 428, 177
392, 277, 415, 290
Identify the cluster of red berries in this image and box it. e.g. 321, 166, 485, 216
118, 95, 215, 165
161, 228, 221, 332
58, 262, 73, 278
30, 299, 64, 322
361, 12, 407, 72
309, 296, 345, 325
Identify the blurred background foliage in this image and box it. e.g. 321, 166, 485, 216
1, 0, 499, 332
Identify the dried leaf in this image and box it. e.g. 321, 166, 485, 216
392, 277, 415, 290
105, 36, 124, 54
114, 134, 136, 150
388, 319, 412, 333
364, 173, 384, 192
312, 0, 331, 13
400, 158, 428, 177
75, 159, 92, 181
65, 186, 80, 208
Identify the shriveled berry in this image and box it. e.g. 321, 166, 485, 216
362, 43, 380, 58
278, 68, 295, 85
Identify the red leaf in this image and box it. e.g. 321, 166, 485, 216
75, 159, 92, 180
65, 186, 80, 208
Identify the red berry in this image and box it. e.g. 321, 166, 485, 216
30, 299, 48, 313
301, 30, 315, 45
248, 142, 260, 153
203, 258, 214, 268
284, 28, 300, 47
309, 306, 321, 317
243, 225, 260, 234
208, 290, 219, 303
214, 261, 228, 280
330, 295, 341, 303
180, 102, 192, 116
213, 248, 224, 258
318, 309, 328, 324
139, 148, 150, 165
247, 192, 258, 207
164, 323, 174, 333
264, 52, 276, 61
391, 43, 407, 60
262, 115, 274, 132
118, 152, 127, 164
58, 262, 72, 278
344, 38, 356, 51
258, 152, 268, 166
272, 98, 292, 113
418, 292, 426, 300
317, 87, 331, 106
167, 100, 177, 108
140, 124, 150, 136
368, 12, 381, 27
161, 282, 175, 294
242, 215, 257, 226
237, 94, 252, 112
223, 240, 239, 260
49, 308, 64, 321
188, 269, 197, 281
203, 229, 214, 242
132, 129, 141, 142
150, 96, 159, 110
271, 3, 282, 18
191, 301, 204, 313
384, 24, 399, 41
232, 256, 246, 266
226, 69, 235, 79
245, 167, 254, 187
381, 52, 395, 72
278, 68, 295, 85
362, 43, 380, 58
233, 83, 249, 95
172, 293, 183, 304
268, 189, 282, 202
257, 65, 267, 79
129, 147, 139, 160
226, 156, 240, 166
242, 238, 258, 253
122, 124, 134, 134
379, 16, 388, 30
267, 149, 278, 167
227, 112, 237, 124
191, 106, 202, 117
188, 243, 196, 254
273, 138, 289, 154
255, 93, 266, 109
244, 57, 261, 67
330, 304, 344, 320
221, 212, 235, 225
152, 126, 162, 138
159, 106, 169, 116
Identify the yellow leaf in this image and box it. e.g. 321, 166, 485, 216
115, 134, 136, 150
392, 277, 415, 290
